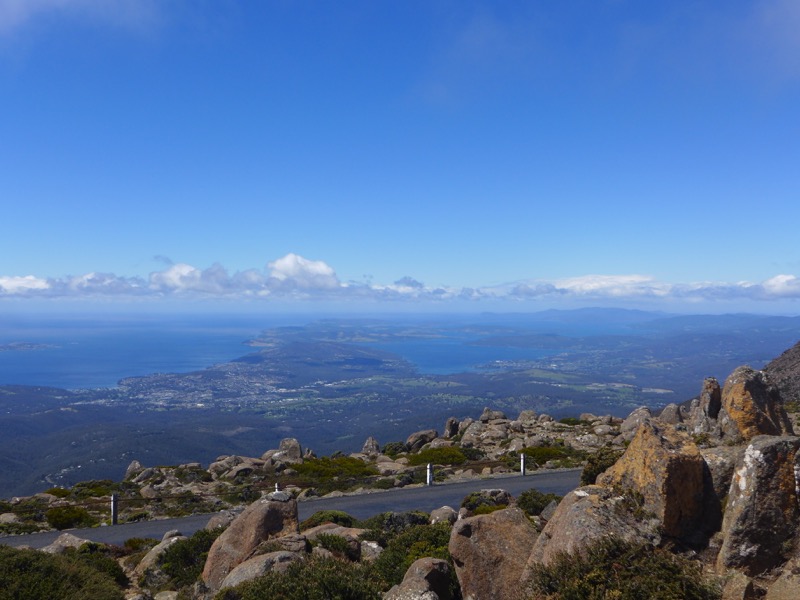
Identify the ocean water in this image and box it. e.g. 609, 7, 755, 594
0, 314, 282, 389
366, 337, 553, 374
0, 312, 618, 389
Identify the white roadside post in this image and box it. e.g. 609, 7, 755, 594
426, 463, 433, 486
520, 453, 526, 476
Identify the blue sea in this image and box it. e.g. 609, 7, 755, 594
366, 337, 553, 374
0, 314, 286, 389
0, 312, 623, 389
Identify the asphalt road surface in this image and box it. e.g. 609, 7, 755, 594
0, 469, 580, 550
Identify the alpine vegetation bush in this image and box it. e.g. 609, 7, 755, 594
0, 545, 124, 600
580, 445, 624, 486
214, 556, 382, 600
527, 537, 721, 600
517, 488, 562, 517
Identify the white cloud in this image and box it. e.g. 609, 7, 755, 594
267, 253, 340, 290
0, 275, 49, 293
554, 274, 671, 297
2, 256, 800, 310
762, 274, 800, 297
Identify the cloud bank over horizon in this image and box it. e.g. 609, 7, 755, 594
2, 253, 800, 310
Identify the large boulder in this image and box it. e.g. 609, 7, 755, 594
479, 407, 507, 422
720, 367, 794, 442
717, 435, 800, 575
41, 532, 93, 554
361, 436, 380, 456
449, 507, 537, 600
202, 491, 299, 591
385, 557, 453, 600
526, 486, 660, 569
688, 377, 722, 435
219, 551, 300, 590
597, 420, 719, 542
459, 421, 484, 449
659, 403, 683, 424
443, 417, 460, 439
269, 438, 304, 464
406, 429, 439, 452
619, 406, 652, 441
764, 340, 800, 406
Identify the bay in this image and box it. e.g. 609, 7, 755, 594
0, 314, 287, 389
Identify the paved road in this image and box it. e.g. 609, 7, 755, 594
0, 469, 580, 550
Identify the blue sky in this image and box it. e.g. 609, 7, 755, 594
1, 1, 799, 313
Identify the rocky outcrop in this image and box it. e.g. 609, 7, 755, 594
219, 551, 300, 590
597, 420, 719, 542
443, 417, 459, 439
526, 485, 660, 569
449, 507, 537, 600
764, 340, 800, 406
41, 532, 92, 554
717, 435, 800, 575
619, 406, 652, 441
406, 430, 439, 453
479, 407, 507, 422
262, 438, 304, 466
202, 491, 299, 591
688, 377, 722, 435
720, 367, 794, 442
430, 506, 458, 525
385, 557, 453, 600
361, 436, 380, 456
659, 403, 683, 424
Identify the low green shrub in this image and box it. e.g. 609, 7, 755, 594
44, 487, 71, 498
294, 456, 380, 480
369, 522, 455, 592
580, 446, 623, 485
527, 536, 721, 599
460, 446, 485, 461
461, 491, 508, 513
215, 556, 382, 600
0, 521, 44, 535
520, 444, 586, 467
314, 533, 358, 561
68, 543, 128, 587
381, 441, 407, 457
300, 510, 356, 531
159, 528, 222, 588
517, 488, 562, 516
45, 505, 97, 530
407, 446, 467, 466
123, 537, 158, 552
358, 511, 430, 546
558, 417, 589, 426
0, 545, 124, 600
70, 479, 117, 499
473, 504, 506, 515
